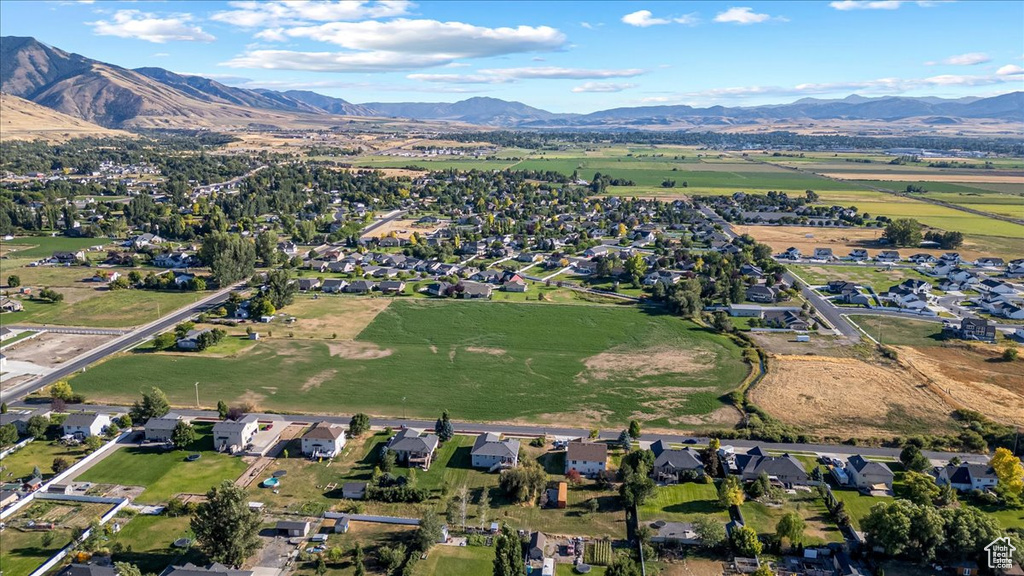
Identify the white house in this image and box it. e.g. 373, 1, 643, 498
63, 412, 111, 439
470, 432, 520, 471
300, 422, 347, 458
212, 415, 259, 454
933, 462, 999, 492
565, 441, 607, 477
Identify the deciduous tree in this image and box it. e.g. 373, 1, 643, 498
191, 481, 263, 567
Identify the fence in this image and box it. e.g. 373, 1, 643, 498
0, 436, 36, 459
26, 495, 129, 576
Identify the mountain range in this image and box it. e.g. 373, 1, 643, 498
2, 36, 1021, 132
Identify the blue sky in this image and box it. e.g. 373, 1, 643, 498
3, 1, 1023, 112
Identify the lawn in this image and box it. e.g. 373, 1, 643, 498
70, 300, 751, 429
4, 288, 203, 328
1, 236, 108, 259
109, 514, 203, 575
637, 482, 729, 524
0, 439, 89, 481
829, 489, 890, 530
414, 544, 494, 576
790, 265, 937, 295
0, 501, 111, 576
846, 315, 945, 347
740, 491, 843, 545
76, 423, 249, 503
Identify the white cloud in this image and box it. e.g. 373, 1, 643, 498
571, 82, 636, 93
88, 10, 215, 43
830, 1, 952, 10
408, 67, 645, 84
210, 1, 413, 28
714, 7, 786, 24
996, 64, 1024, 76
926, 52, 991, 66
621, 10, 698, 27
622, 10, 670, 27
153, 52, 170, 57
580, 22, 603, 30
222, 19, 566, 72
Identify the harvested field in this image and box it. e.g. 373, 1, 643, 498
577, 345, 715, 381
732, 224, 1007, 261
823, 172, 1024, 184
359, 218, 445, 239
279, 295, 392, 339
751, 354, 957, 437
2, 331, 116, 367
896, 345, 1024, 427
326, 340, 392, 359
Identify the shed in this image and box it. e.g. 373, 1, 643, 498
529, 532, 547, 560
342, 482, 367, 500
556, 482, 567, 509
277, 521, 310, 537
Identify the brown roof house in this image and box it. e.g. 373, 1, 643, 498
565, 441, 607, 478
301, 422, 347, 459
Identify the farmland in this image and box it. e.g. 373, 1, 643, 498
69, 300, 751, 429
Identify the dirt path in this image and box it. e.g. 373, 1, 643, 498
235, 424, 305, 489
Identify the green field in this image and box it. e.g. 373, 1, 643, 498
414, 543, 494, 576
77, 423, 249, 503
0, 501, 111, 576
846, 315, 945, 347
70, 301, 750, 428
5, 289, 203, 328
830, 489, 891, 530
0, 439, 88, 481
740, 493, 843, 544
1, 236, 109, 259
110, 514, 202, 575
637, 482, 729, 523
790, 265, 937, 295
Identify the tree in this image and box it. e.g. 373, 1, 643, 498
434, 410, 454, 443
492, 524, 524, 576
377, 544, 406, 574
0, 402, 5, 414
456, 485, 469, 527
172, 420, 196, 450
38, 288, 64, 303
154, 333, 177, 350
26, 415, 49, 438
85, 435, 104, 452
414, 510, 444, 552
902, 471, 941, 506
0, 424, 18, 447
990, 447, 1024, 497
217, 400, 229, 420
352, 543, 366, 576
349, 413, 370, 437
730, 525, 762, 556
776, 511, 806, 546
862, 500, 914, 556
623, 253, 648, 281
939, 506, 1001, 561
265, 269, 296, 309
50, 380, 75, 401
692, 515, 727, 550
199, 232, 256, 286
718, 475, 745, 508
565, 468, 583, 486
7, 274, 20, 287
882, 218, 922, 248
1003, 347, 1019, 362
585, 497, 599, 515
114, 563, 142, 576
52, 456, 70, 474
627, 419, 642, 440
499, 460, 546, 502
477, 489, 491, 527
619, 469, 656, 507
132, 387, 171, 422
606, 554, 642, 576
899, 444, 930, 473
191, 481, 263, 567
255, 230, 278, 267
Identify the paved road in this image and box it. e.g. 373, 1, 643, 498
0, 283, 242, 404
360, 209, 407, 237
24, 403, 991, 465
2, 326, 131, 336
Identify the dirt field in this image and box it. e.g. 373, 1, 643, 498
897, 345, 1024, 427
278, 296, 392, 340
577, 345, 715, 381
750, 354, 957, 438
732, 224, 998, 261
822, 172, 1024, 184
2, 332, 116, 367
359, 218, 444, 239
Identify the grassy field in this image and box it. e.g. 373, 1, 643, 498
0, 501, 111, 576
110, 514, 203, 575
740, 492, 843, 545
5, 289, 202, 328
414, 544, 494, 576
70, 300, 750, 428
0, 439, 89, 481
829, 489, 890, 530
846, 315, 945, 347
1, 236, 109, 259
790, 265, 938, 294
637, 482, 729, 523
77, 423, 249, 503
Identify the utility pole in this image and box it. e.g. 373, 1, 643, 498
194, 382, 200, 409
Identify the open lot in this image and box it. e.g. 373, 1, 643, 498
637, 482, 728, 524
76, 423, 249, 503
0, 438, 89, 481
109, 513, 202, 575
740, 491, 843, 545
790, 264, 937, 295
70, 300, 750, 429
0, 500, 111, 576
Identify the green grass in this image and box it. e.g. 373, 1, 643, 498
847, 315, 944, 347
1, 236, 108, 259
77, 423, 248, 504
0, 439, 88, 481
790, 265, 937, 295
70, 301, 750, 428
0, 501, 111, 576
110, 514, 203, 575
740, 492, 843, 545
637, 482, 729, 523
830, 489, 890, 530
414, 544, 495, 576
4, 289, 203, 328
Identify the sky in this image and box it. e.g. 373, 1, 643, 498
2, 0, 1023, 113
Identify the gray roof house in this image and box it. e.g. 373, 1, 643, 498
529, 531, 547, 560
846, 455, 894, 490
145, 413, 185, 442
386, 428, 440, 469
63, 412, 111, 439
733, 450, 808, 486
933, 462, 999, 492
650, 439, 705, 482
161, 563, 253, 576
470, 433, 520, 471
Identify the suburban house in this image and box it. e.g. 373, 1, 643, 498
321, 279, 349, 293
529, 532, 547, 560
342, 482, 367, 500
650, 522, 701, 545
503, 278, 528, 292
59, 565, 118, 576
470, 432, 520, 471
764, 310, 810, 331
297, 278, 321, 292
933, 462, 999, 492
345, 280, 376, 294
460, 281, 492, 299
52, 251, 86, 264
212, 415, 259, 454
386, 428, 440, 469
145, 413, 185, 442
876, 250, 902, 263
812, 247, 834, 261
781, 247, 802, 260
300, 422, 347, 459
63, 412, 112, 439
379, 280, 406, 294
848, 249, 869, 261
650, 439, 704, 482
745, 284, 776, 303
882, 286, 928, 310
826, 280, 859, 294
846, 455, 895, 491
565, 441, 608, 477
176, 328, 213, 350
942, 318, 997, 343
277, 521, 311, 537
163, 561, 255, 576
1, 297, 24, 313
733, 448, 809, 486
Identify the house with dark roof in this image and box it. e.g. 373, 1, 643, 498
733, 449, 808, 486
933, 462, 999, 492
345, 280, 377, 294
161, 563, 253, 576
297, 278, 321, 292
565, 441, 607, 477
745, 285, 777, 303
342, 482, 367, 500
846, 455, 894, 490
942, 318, 996, 343
470, 432, 519, 471
529, 532, 547, 560
386, 428, 440, 469
301, 422, 346, 458
424, 281, 453, 297
460, 281, 492, 299
321, 279, 349, 293
650, 439, 704, 482
59, 565, 118, 576
145, 413, 185, 442
277, 520, 310, 537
